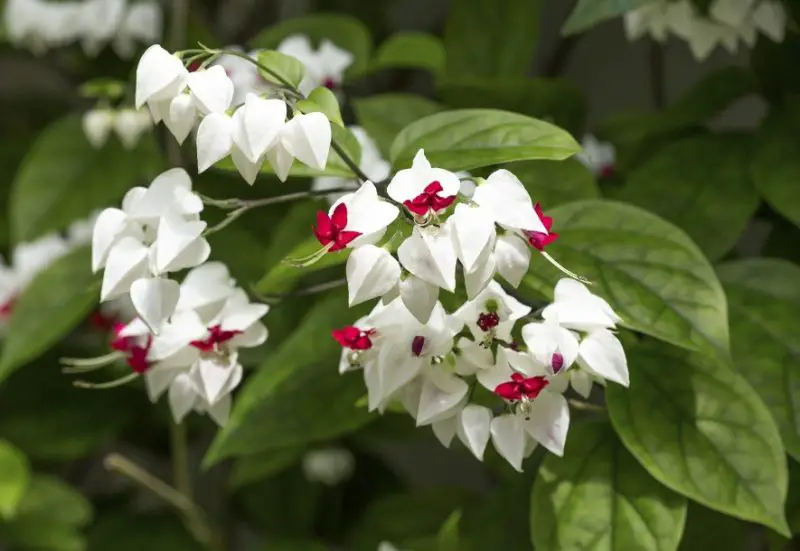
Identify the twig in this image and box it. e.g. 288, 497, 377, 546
170, 421, 192, 501
568, 399, 606, 413
331, 141, 372, 183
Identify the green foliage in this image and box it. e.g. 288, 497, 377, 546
0, 247, 99, 385
717, 258, 800, 460
297, 86, 344, 126
509, 158, 599, 207
352, 94, 443, 158
444, 0, 541, 77
257, 50, 307, 89
607, 341, 790, 536
9, 115, 160, 243
390, 109, 581, 171
87, 513, 201, 550
531, 422, 687, 551
435, 509, 461, 551
562, 0, 654, 35
0, 441, 29, 520
521, 200, 729, 355
678, 502, 749, 551
372, 32, 445, 75
230, 446, 305, 488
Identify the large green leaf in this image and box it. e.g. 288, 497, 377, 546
0, 247, 99, 385
621, 134, 759, 260
372, 32, 445, 75
444, 0, 540, 77
507, 158, 599, 207
521, 200, 729, 355
563, 0, 657, 35
607, 341, 790, 536
438, 78, 587, 136
257, 50, 306, 89
0, 440, 29, 520
88, 513, 201, 551
717, 259, 800, 461
249, 14, 372, 77
532, 421, 687, 551
230, 446, 304, 488
390, 109, 580, 171
10, 115, 160, 243
205, 289, 374, 464
751, 101, 800, 229
678, 502, 749, 551
352, 94, 443, 159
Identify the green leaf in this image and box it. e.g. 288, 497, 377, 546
717, 258, 800, 461
88, 513, 201, 551
506, 158, 599, 207
678, 502, 749, 551
606, 341, 790, 536
620, 134, 759, 260
205, 289, 374, 465
751, 101, 800, 229
0, 247, 98, 386
256, 50, 306, 89
390, 109, 580, 171
352, 94, 443, 158
0, 521, 86, 551
10, 115, 161, 243
563, 0, 653, 35
249, 14, 373, 77
444, 0, 541, 77
372, 32, 445, 75
15, 476, 92, 528
436, 509, 461, 551
437, 78, 587, 136
230, 446, 304, 488
297, 86, 344, 126
521, 200, 729, 355
532, 421, 687, 551
0, 440, 29, 520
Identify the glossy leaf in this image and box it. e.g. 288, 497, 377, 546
532, 422, 687, 551
444, 0, 540, 77
0, 247, 99, 385
522, 200, 729, 355
718, 258, 800, 461
621, 134, 759, 260
352, 94, 443, 158
297, 86, 344, 126
563, 0, 654, 35
372, 32, 445, 75
678, 502, 749, 551
88, 513, 201, 551
607, 342, 790, 535
390, 109, 580, 171
10, 115, 160, 243
436, 509, 461, 551
507, 158, 599, 207
257, 50, 306, 89
230, 447, 304, 488
0, 440, 29, 520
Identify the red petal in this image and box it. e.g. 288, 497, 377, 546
431, 194, 456, 211
494, 381, 522, 401
403, 197, 431, 216
314, 210, 333, 245
331, 202, 348, 230
331, 230, 362, 251
424, 181, 443, 194
521, 376, 549, 398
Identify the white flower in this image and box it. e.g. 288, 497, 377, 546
397, 223, 458, 295
346, 245, 401, 307
135, 44, 188, 112
113, 108, 152, 149
266, 111, 332, 181
213, 48, 270, 106
431, 403, 493, 461
302, 448, 355, 485
454, 280, 531, 343
541, 278, 622, 333
387, 149, 460, 219
113, 1, 162, 59
575, 134, 615, 178
277, 34, 354, 95
79, 0, 126, 57
82, 109, 116, 149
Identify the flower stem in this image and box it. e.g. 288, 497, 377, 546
170, 420, 192, 501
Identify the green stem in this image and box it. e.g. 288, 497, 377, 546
170, 420, 192, 501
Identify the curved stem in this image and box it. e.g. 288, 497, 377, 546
170, 420, 192, 501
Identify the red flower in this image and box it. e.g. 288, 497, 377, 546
524, 203, 559, 251
411, 336, 426, 357
190, 324, 242, 352
314, 203, 362, 252
322, 77, 337, 90
332, 326, 374, 350
477, 312, 500, 332
126, 337, 153, 374
551, 352, 564, 374
403, 181, 456, 216
494, 372, 549, 401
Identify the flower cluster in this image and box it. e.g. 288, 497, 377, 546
3, 0, 161, 58
135, 45, 333, 184
625, 0, 786, 60
575, 134, 615, 179
82, 107, 152, 150
1, 214, 96, 329
276, 35, 354, 95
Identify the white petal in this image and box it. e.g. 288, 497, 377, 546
431, 418, 456, 448
192, 356, 236, 404
490, 415, 526, 472
242, 94, 286, 162
450, 204, 495, 273
521, 320, 580, 372
282, 112, 331, 170
464, 254, 496, 300
135, 44, 187, 108
230, 322, 268, 348
376, 347, 424, 401
100, 237, 149, 301
129, 277, 180, 333
570, 370, 593, 399
113, 109, 151, 150
346, 245, 401, 307
454, 338, 494, 376
266, 141, 294, 182
175, 262, 235, 315
165, 94, 196, 145
168, 374, 199, 423
398, 225, 457, 292
196, 112, 234, 172
231, 146, 262, 185
522, 391, 570, 457
494, 234, 531, 287
399, 274, 439, 324
335, 182, 400, 246
187, 65, 234, 114
144, 366, 181, 402
154, 215, 208, 273
752, 1, 786, 42
416, 371, 468, 426
577, 329, 629, 387
206, 394, 232, 426
82, 109, 114, 148
456, 405, 492, 461
472, 169, 546, 232
92, 208, 133, 272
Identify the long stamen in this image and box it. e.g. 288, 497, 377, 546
61, 351, 123, 369
74, 372, 139, 390
284, 243, 334, 267
540, 251, 592, 284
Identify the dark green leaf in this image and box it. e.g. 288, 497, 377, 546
521, 200, 729, 355
436, 509, 461, 551
249, 14, 373, 77
205, 289, 374, 465
230, 446, 304, 488
352, 94, 443, 159
678, 502, 749, 551
15, 476, 92, 528
751, 101, 800, 229
0, 521, 86, 551
620, 134, 759, 260
372, 32, 445, 75
0, 440, 29, 520
507, 158, 599, 207
607, 341, 790, 536
444, 0, 541, 77
88, 513, 202, 551
257, 50, 306, 89
0, 247, 99, 385
10, 115, 161, 243
563, 0, 656, 35
532, 421, 687, 551
297, 86, 344, 126
717, 258, 800, 461
390, 109, 580, 171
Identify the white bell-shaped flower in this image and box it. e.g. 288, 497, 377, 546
455, 280, 531, 342
129, 277, 180, 332
83, 109, 116, 149
521, 317, 580, 374
187, 65, 234, 115
135, 44, 188, 110
397, 223, 458, 292
113, 108, 152, 149
314, 182, 399, 251
346, 245, 401, 307
431, 404, 493, 461
165, 94, 196, 144
113, 1, 162, 59
387, 149, 460, 217
471, 169, 547, 234
541, 278, 622, 333
277, 34, 354, 95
